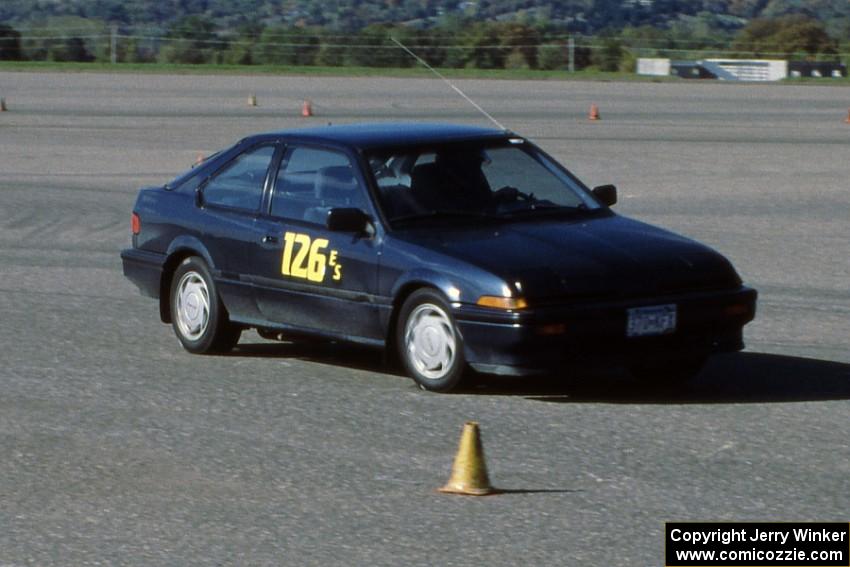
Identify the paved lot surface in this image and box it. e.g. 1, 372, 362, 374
1, 71, 848, 566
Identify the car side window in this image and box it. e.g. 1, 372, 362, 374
203, 145, 275, 211
271, 147, 370, 224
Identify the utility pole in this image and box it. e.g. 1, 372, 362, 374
568, 36, 575, 73
110, 24, 118, 64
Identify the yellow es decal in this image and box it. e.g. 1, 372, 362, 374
281, 232, 342, 283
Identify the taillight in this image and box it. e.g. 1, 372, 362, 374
131, 212, 141, 235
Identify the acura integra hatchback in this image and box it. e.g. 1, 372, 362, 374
121, 123, 757, 391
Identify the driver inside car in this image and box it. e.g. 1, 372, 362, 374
411, 150, 521, 212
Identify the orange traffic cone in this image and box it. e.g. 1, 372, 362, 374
439, 422, 498, 496
845, 108, 850, 123
301, 99, 313, 117
588, 103, 600, 121
248, 93, 257, 107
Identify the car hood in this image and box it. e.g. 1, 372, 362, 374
398, 214, 741, 301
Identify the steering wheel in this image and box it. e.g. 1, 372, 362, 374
494, 186, 532, 203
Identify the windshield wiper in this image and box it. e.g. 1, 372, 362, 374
496, 203, 591, 218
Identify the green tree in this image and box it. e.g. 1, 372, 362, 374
500, 23, 541, 69
53, 37, 96, 62
255, 26, 320, 66
733, 15, 836, 57
395, 27, 448, 68
504, 49, 529, 69
161, 15, 220, 64
466, 23, 509, 69
221, 23, 263, 65
591, 37, 624, 71
17, 17, 108, 62
618, 24, 673, 58
315, 33, 347, 67
343, 24, 402, 67
433, 14, 470, 68
122, 35, 158, 63
0, 25, 22, 60
537, 44, 567, 70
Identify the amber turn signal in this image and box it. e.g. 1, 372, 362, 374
476, 296, 528, 310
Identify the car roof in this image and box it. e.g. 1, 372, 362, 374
251, 122, 513, 150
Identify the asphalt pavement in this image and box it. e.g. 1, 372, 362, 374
0, 71, 848, 566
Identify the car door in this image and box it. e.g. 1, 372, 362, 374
247, 144, 384, 341
196, 142, 280, 321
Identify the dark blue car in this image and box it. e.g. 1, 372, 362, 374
121, 122, 756, 391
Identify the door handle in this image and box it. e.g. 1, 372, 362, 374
262, 235, 278, 244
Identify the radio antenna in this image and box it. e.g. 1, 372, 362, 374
390, 37, 507, 131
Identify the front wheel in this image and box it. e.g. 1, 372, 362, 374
169, 256, 241, 354
396, 289, 467, 392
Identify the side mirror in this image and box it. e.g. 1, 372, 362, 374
194, 187, 204, 208
326, 207, 372, 233
592, 184, 617, 207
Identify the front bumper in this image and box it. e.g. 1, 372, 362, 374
454, 286, 757, 376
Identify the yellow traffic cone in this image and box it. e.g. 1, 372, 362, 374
439, 421, 498, 496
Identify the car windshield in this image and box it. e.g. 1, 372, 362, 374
366, 140, 601, 227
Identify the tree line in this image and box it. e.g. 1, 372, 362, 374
0, 14, 845, 72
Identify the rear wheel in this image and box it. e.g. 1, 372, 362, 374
169, 256, 241, 354
396, 289, 466, 392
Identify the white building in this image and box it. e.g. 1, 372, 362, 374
637, 57, 788, 82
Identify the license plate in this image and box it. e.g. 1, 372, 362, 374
627, 304, 677, 337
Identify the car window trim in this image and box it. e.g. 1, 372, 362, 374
364, 138, 603, 230
199, 141, 280, 215
263, 141, 379, 228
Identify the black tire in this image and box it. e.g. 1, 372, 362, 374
169, 256, 241, 354
395, 288, 467, 392
628, 356, 706, 386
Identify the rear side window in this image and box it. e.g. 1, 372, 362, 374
203, 145, 276, 211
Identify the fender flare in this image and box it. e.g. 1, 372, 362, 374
158, 236, 218, 323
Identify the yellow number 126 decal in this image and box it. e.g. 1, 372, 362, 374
281, 232, 342, 283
